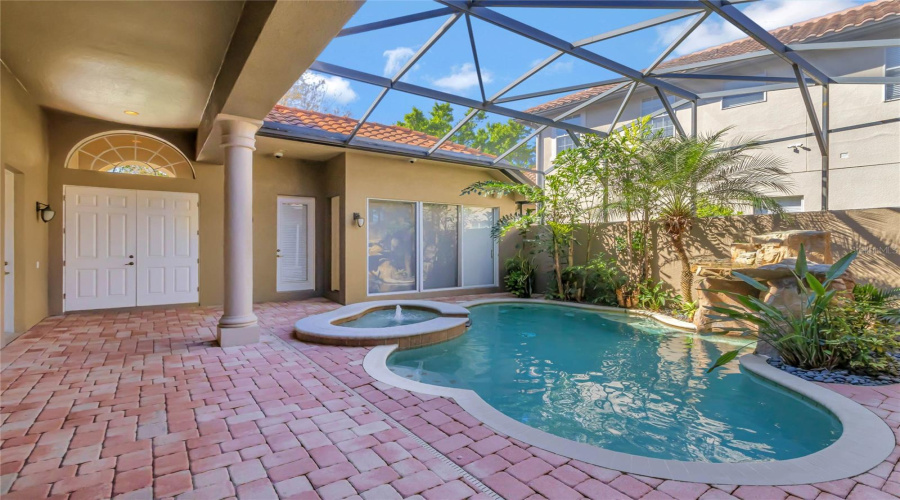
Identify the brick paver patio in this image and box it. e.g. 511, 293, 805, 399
1, 295, 898, 499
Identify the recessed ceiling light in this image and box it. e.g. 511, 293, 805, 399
124, 110, 139, 116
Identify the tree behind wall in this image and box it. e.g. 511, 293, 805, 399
397, 102, 534, 169
279, 72, 351, 117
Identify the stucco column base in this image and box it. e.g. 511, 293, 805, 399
217, 324, 261, 347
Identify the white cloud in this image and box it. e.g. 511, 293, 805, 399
657, 0, 859, 56
529, 58, 573, 74
383, 46, 416, 76
431, 63, 493, 92
307, 73, 358, 105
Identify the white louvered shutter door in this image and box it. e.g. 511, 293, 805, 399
277, 197, 315, 292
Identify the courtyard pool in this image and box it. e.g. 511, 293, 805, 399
387, 302, 842, 463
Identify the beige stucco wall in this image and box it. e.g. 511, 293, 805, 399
517, 208, 900, 296
537, 43, 900, 212
40, 112, 523, 315
1, 63, 50, 344
252, 154, 329, 303
44, 111, 338, 314
341, 151, 520, 304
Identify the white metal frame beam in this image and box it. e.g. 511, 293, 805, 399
438, 1, 700, 100
309, 61, 599, 136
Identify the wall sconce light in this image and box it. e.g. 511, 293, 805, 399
36, 202, 55, 223
353, 212, 365, 228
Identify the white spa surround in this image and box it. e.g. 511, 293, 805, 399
363, 298, 895, 486
294, 300, 469, 344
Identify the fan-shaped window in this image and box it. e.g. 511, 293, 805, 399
65, 132, 195, 179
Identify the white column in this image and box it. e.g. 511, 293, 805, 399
217, 115, 263, 347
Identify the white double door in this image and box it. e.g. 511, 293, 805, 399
64, 186, 199, 311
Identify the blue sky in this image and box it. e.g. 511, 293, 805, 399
308, 0, 868, 128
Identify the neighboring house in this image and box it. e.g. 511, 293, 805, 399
530, 0, 900, 213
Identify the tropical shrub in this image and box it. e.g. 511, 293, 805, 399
635, 280, 680, 312
707, 246, 899, 374
679, 300, 699, 321
504, 255, 535, 298
853, 283, 900, 324
820, 297, 900, 375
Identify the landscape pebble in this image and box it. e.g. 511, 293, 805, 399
767, 355, 900, 386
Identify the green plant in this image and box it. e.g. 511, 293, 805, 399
853, 283, 900, 324
645, 129, 792, 302
504, 255, 536, 298
820, 298, 900, 375
679, 300, 699, 320
706, 245, 878, 373
636, 280, 680, 312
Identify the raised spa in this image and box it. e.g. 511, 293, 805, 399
340, 306, 439, 328
293, 300, 469, 348
387, 302, 842, 463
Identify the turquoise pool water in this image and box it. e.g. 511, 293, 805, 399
387, 303, 842, 463
341, 308, 438, 328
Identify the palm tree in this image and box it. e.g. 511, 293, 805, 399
643, 129, 793, 302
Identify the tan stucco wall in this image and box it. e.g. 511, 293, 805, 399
518, 208, 900, 296
252, 154, 329, 303
45, 111, 339, 314
1, 63, 50, 343
322, 154, 346, 305
341, 151, 520, 304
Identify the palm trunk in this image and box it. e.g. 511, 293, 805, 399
670, 232, 693, 302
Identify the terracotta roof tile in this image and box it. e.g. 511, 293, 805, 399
265, 105, 494, 158
526, 0, 900, 114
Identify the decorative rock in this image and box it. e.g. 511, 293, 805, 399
766, 356, 900, 386
694, 278, 760, 335
750, 230, 833, 266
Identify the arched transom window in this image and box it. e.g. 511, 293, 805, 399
66, 132, 195, 178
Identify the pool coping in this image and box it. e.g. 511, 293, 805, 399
362, 299, 895, 486
294, 300, 469, 348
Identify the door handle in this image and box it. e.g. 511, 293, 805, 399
126, 262, 135, 266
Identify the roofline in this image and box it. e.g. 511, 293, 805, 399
527, 7, 899, 115
259, 120, 539, 184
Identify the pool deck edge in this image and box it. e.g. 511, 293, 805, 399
362, 300, 895, 486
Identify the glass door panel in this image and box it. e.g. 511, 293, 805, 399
422, 204, 460, 290
462, 207, 496, 287
368, 200, 417, 294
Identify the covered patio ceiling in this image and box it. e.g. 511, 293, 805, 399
260, 0, 900, 177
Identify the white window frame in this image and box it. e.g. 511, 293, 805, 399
553, 114, 582, 156
641, 97, 675, 138
366, 198, 499, 296
753, 196, 804, 215
721, 73, 768, 110
885, 46, 900, 102
276, 195, 316, 292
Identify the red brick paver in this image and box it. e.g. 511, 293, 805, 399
1, 295, 899, 499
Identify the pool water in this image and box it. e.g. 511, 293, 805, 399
387, 303, 841, 463
341, 308, 438, 328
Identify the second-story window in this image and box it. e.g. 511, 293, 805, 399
722, 74, 767, 109
640, 98, 674, 137
555, 115, 581, 154
886, 47, 900, 101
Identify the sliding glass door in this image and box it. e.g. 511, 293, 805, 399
367, 199, 497, 295
368, 200, 417, 294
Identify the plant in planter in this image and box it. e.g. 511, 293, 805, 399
707, 245, 900, 374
